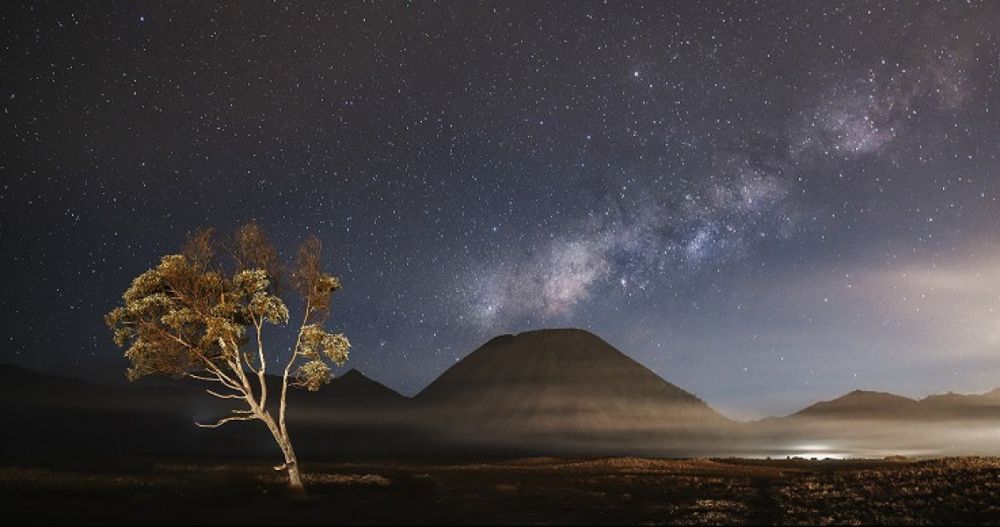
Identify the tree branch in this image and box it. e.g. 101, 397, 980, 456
206, 389, 243, 400
255, 319, 269, 410
194, 352, 246, 392
185, 367, 244, 393
280, 300, 311, 435
185, 372, 221, 382
143, 322, 195, 350
219, 336, 259, 407
244, 352, 260, 375
194, 415, 256, 429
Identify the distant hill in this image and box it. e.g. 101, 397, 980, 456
0, 364, 406, 415
414, 329, 731, 450
284, 368, 409, 424
785, 388, 1000, 422
791, 390, 920, 419
0, 364, 410, 461
918, 389, 1000, 419
0, 364, 120, 404
744, 386, 1000, 456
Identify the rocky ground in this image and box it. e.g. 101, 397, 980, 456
1, 456, 999, 524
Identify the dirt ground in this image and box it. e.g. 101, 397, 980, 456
1, 456, 999, 525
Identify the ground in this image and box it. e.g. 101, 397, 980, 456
2, 456, 1000, 524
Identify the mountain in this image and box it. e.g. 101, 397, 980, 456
917, 389, 1000, 419
0, 364, 405, 415
0, 363, 95, 392
0, 364, 410, 461
791, 390, 920, 420
0, 364, 125, 406
745, 386, 1000, 457
284, 368, 408, 424
415, 329, 730, 450
306, 368, 406, 406
785, 388, 1000, 421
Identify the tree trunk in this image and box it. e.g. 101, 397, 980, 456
286, 460, 303, 490
259, 411, 305, 491
277, 433, 304, 491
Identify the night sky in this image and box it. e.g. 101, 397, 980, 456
3, 1, 1000, 419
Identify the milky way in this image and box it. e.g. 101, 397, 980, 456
2, 1, 999, 418
459, 150, 798, 326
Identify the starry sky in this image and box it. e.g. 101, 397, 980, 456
3, 1, 1000, 419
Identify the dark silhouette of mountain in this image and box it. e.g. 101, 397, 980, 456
291, 369, 406, 407
0, 364, 405, 415
784, 388, 1000, 421
0, 363, 91, 391
0, 363, 410, 461
283, 368, 410, 430
414, 329, 730, 451
745, 386, 1000, 457
0, 364, 122, 405
791, 390, 920, 419
917, 389, 1000, 419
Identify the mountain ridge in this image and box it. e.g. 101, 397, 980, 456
4, 328, 1000, 421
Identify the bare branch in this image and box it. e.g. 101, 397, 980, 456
206, 389, 244, 400
194, 415, 256, 429
194, 351, 245, 392
280, 299, 311, 435
185, 372, 219, 382
244, 353, 260, 375
218, 337, 243, 375
184, 370, 245, 394
218, 337, 259, 407
255, 320, 268, 409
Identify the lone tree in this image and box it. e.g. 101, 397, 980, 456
105, 222, 350, 490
